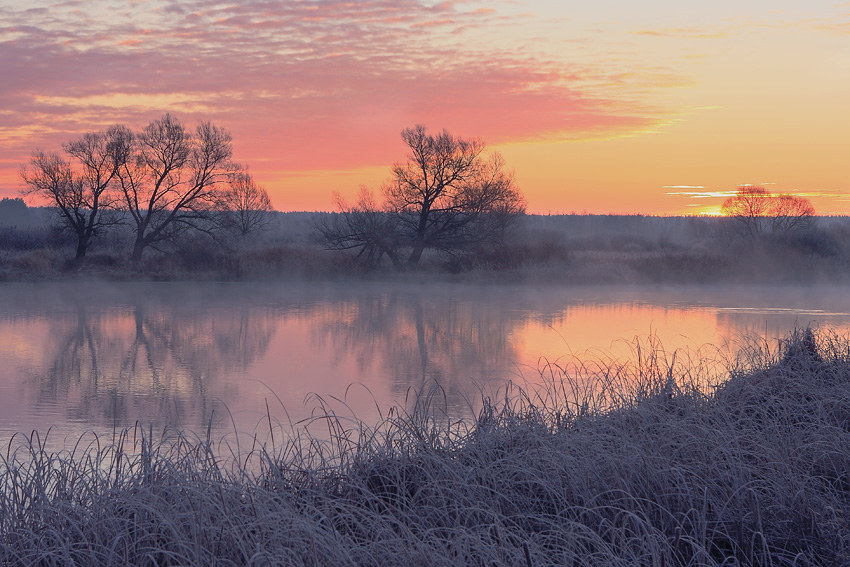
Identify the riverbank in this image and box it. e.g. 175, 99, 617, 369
2, 213, 850, 284
2, 328, 848, 566
2, 237, 850, 285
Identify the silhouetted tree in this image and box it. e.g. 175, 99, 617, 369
768, 193, 816, 234
721, 186, 771, 237
214, 171, 274, 236
20, 126, 132, 263
316, 188, 404, 269
320, 125, 526, 269
721, 185, 814, 237
116, 114, 238, 262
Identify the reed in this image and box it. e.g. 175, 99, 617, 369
1, 328, 848, 566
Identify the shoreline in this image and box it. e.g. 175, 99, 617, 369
2, 329, 848, 565
2, 212, 849, 285
2, 246, 850, 286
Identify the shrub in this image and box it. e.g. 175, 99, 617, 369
7, 249, 58, 273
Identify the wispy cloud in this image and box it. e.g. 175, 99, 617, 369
0, 0, 671, 180
813, 20, 850, 33
666, 187, 849, 209
665, 189, 737, 199
632, 27, 727, 39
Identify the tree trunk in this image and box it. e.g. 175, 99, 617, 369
131, 238, 146, 263
405, 209, 430, 268
405, 239, 426, 268
385, 249, 403, 270
74, 237, 88, 260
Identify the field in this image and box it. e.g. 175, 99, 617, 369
2, 328, 849, 566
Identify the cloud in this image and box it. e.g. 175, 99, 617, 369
665, 190, 738, 199
0, 0, 673, 191
632, 26, 728, 39
666, 188, 849, 212
813, 21, 850, 33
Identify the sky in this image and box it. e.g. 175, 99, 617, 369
0, 0, 848, 215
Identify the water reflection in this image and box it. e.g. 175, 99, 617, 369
1, 282, 849, 445
3, 284, 278, 435
310, 291, 522, 409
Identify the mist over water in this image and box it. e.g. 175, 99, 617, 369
1, 281, 849, 448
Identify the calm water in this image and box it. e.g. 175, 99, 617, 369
1, 281, 849, 447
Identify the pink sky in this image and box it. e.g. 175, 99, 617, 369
1, 0, 848, 214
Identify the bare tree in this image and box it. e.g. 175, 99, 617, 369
721, 186, 815, 237
116, 114, 237, 262
320, 125, 526, 269
720, 186, 771, 237
214, 171, 274, 236
316, 188, 404, 269
769, 194, 816, 234
387, 126, 525, 266
20, 125, 132, 263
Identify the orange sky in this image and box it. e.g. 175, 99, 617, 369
0, 0, 847, 215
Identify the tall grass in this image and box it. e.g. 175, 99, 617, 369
2, 328, 849, 566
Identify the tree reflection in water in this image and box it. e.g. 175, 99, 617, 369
24, 288, 277, 432
310, 288, 527, 414
11, 282, 848, 445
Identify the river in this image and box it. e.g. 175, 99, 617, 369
1, 281, 848, 449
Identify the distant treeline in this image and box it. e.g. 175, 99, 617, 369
1, 196, 849, 283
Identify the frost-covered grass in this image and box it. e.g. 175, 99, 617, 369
2, 328, 850, 566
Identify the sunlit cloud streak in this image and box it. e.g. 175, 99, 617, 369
665, 190, 737, 199
667, 188, 850, 212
